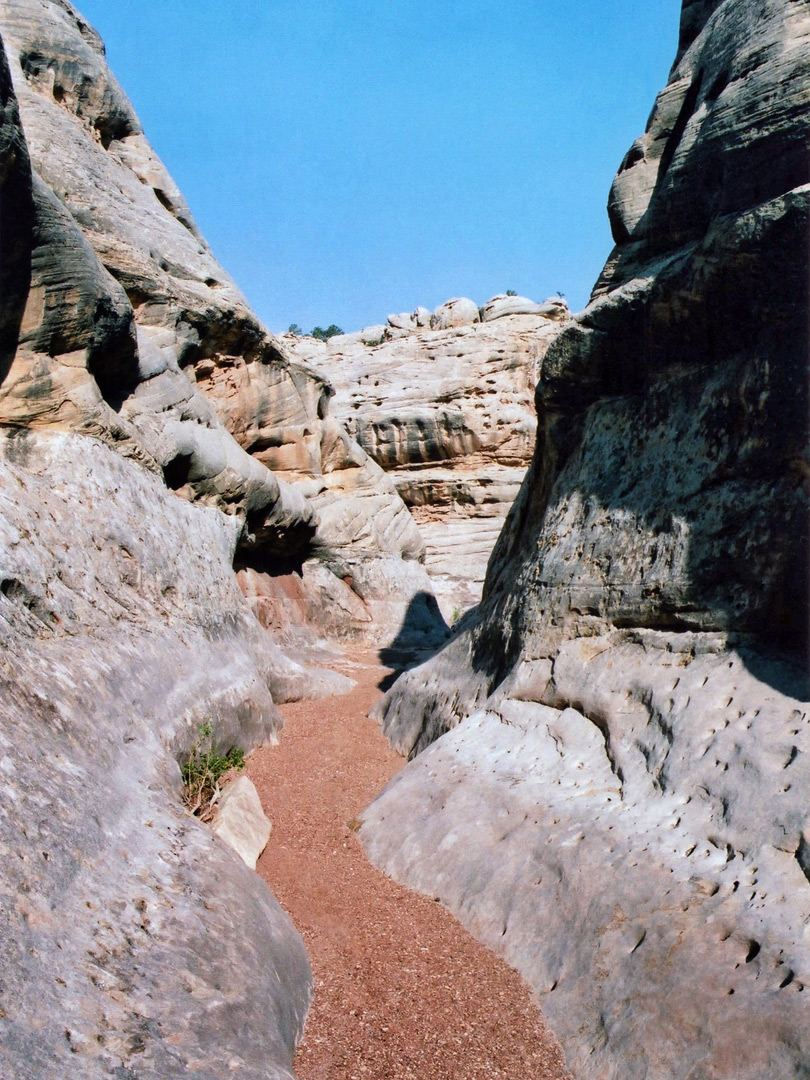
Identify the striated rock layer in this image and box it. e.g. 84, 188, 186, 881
0, 2, 441, 1077
287, 298, 569, 621
0, 0, 442, 653
0, 427, 318, 1080
362, 2, 810, 1078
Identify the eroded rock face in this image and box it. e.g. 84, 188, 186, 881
286, 301, 570, 620
363, 2, 810, 1077
0, 0, 439, 651
0, 427, 321, 1080
0, 3, 439, 1076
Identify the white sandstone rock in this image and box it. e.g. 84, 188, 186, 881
479, 293, 569, 321
430, 297, 480, 329
286, 310, 569, 621
211, 775, 273, 870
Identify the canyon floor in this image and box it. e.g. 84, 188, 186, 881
248, 653, 571, 1080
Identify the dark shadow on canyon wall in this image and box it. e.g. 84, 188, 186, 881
0, 41, 34, 388
455, 2, 810, 701
378, 591, 450, 691
735, 643, 810, 704
465, 178, 809, 703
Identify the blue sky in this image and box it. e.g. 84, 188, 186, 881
77, 1, 681, 334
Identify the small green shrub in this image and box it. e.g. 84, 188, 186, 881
311, 324, 343, 341
182, 722, 245, 820
287, 322, 303, 336
505, 289, 517, 297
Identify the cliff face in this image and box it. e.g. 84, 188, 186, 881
362, 2, 810, 1077
287, 298, 569, 620
0, 0, 441, 653
0, 2, 444, 1077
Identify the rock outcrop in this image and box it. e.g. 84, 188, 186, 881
0, 2, 444, 1076
361, 2, 810, 1077
0, 0, 442, 653
0, 424, 318, 1080
287, 297, 570, 620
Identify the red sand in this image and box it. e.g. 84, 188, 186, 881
248, 653, 571, 1080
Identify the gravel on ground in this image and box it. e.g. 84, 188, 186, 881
248, 652, 572, 1080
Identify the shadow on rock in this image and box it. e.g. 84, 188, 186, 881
735, 641, 810, 703
0, 44, 34, 389
378, 591, 451, 691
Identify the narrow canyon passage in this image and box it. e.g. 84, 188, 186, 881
247, 654, 571, 1080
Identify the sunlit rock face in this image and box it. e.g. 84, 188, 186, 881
0, 12, 325, 1078
0, 0, 446, 1075
362, 2, 810, 1077
0, 425, 319, 1080
286, 300, 570, 621
0, 0, 441, 651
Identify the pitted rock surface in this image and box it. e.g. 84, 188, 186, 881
363, 2, 810, 1077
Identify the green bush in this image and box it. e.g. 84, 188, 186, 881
181, 722, 245, 820
287, 322, 303, 336
311, 324, 343, 340
505, 289, 517, 296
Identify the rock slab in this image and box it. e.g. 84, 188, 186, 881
211, 775, 273, 870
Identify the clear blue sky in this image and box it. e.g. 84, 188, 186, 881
76, 1, 681, 334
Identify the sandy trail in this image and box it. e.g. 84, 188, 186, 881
248, 653, 570, 1080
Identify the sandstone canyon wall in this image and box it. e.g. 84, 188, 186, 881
0, 0, 445, 657
286, 295, 570, 622
362, 2, 810, 1077
0, 1, 442, 1076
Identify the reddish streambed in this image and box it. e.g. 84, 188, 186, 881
248, 652, 570, 1080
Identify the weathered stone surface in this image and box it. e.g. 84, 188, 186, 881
430, 296, 480, 329
328, 324, 388, 347
363, 2, 810, 1077
0, 427, 316, 1080
0, 0, 441, 651
0, 6, 435, 1077
479, 293, 569, 322
211, 775, 273, 870
363, 632, 810, 1080
286, 304, 569, 620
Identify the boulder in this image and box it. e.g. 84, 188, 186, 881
387, 311, 415, 330
479, 293, 568, 321
211, 776, 273, 870
359, 324, 388, 345
430, 296, 480, 329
